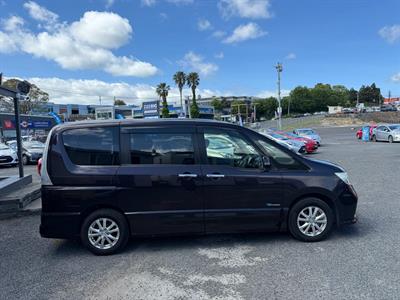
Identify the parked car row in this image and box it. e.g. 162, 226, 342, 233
4, 140, 45, 165
258, 128, 321, 154
355, 124, 400, 143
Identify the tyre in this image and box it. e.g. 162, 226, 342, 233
388, 136, 393, 143
372, 135, 377, 142
288, 198, 334, 242
81, 209, 130, 255
22, 155, 29, 165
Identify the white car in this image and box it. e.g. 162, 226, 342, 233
0, 143, 18, 166
259, 130, 305, 154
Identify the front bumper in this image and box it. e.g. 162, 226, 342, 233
0, 155, 18, 165
336, 184, 358, 225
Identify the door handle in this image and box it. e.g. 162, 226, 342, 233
178, 173, 198, 178
206, 174, 225, 178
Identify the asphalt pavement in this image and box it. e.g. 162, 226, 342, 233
1, 126, 399, 300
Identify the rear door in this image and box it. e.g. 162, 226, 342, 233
198, 126, 283, 233
115, 125, 204, 235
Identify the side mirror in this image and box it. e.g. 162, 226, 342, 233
262, 156, 271, 169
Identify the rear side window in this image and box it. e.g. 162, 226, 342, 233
62, 127, 120, 166
129, 133, 195, 165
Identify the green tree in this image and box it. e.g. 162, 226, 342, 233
114, 99, 126, 106
359, 83, 383, 105
186, 72, 200, 118
173, 71, 186, 116
253, 97, 278, 120
156, 82, 170, 118
349, 88, 358, 105
3, 79, 49, 114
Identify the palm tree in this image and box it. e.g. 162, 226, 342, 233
186, 72, 200, 118
156, 82, 170, 118
173, 71, 186, 117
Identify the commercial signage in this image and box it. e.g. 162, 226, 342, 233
142, 101, 160, 119
2, 120, 51, 129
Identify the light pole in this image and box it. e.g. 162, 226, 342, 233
275, 63, 283, 130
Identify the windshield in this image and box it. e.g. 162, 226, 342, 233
298, 129, 315, 135
389, 125, 400, 130
25, 142, 44, 149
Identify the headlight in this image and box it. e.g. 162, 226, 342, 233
335, 172, 350, 185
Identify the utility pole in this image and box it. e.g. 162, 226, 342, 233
275, 63, 283, 130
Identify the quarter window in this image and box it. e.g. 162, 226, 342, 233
204, 130, 263, 169
62, 127, 120, 166
129, 133, 195, 165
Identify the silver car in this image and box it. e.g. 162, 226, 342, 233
372, 124, 400, 143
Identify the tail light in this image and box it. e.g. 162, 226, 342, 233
37, 158, 42, 176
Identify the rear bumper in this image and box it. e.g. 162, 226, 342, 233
40, 212, 81, 239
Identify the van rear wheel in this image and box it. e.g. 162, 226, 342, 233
288, 198, 334, 242
81, 209, 129, 255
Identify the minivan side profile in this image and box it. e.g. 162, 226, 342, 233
40, 119, 357, 255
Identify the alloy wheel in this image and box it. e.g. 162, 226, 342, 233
297, 206, 327, 237
88, 218, 120, 250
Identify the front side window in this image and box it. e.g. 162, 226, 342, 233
62, 127, 120, 166
204, 129, 263, 169
257, 139, 305, 170
129, 133, 195, 165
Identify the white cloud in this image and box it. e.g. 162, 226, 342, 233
379, 25, 400, 43
159, 12, 168, 20
0, 31, 17, 52
223, 22, 267, 44
285, 53, 296, 60
212, 30, 226, 38
141, 0, 156, 6
3, 15, 24, 31
23, 1, 58, 24
256, 89, 290, 98
69, 11, 132, 49
391, 73, 400, 82
167, 0, 194, 5
0, 4, 158, 77
26, 77, 222, 105
141, 0, 192, 6
218, 0, 272, 19
105, 0, 115, 8
215, 52, 224, 59
198, 19, 212, 31
179, 51, 218, 76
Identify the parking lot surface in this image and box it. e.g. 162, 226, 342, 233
1, 126, 399, 300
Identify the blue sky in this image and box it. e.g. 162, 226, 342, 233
1, 0, 400, 105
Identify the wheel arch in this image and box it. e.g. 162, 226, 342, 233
288, 192, 339, 225
80, 204, 131, 235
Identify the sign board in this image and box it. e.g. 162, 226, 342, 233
143, 101, 160, 119
2, 120, 51, 129
362, 126, 370, 141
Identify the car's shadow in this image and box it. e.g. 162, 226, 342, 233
49, 220, 369, 257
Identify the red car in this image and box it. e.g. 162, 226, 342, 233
276, 131, 318, 154
356, 125, 377, 140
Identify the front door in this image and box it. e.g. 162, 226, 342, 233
116, 125, 204, 235
198, 127, 283, 233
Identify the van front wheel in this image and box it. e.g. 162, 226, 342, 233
288, 198, 334, 242
81, 209, 129, 255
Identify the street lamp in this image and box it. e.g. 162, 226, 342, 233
275, 63, 283, 129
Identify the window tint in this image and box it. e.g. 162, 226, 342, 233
62, 127, 120, 166
257, 139, 305, 170
204, 130, 263, 169
129, 133, 195, 165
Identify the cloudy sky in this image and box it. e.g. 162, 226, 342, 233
1, 0, 400, 105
